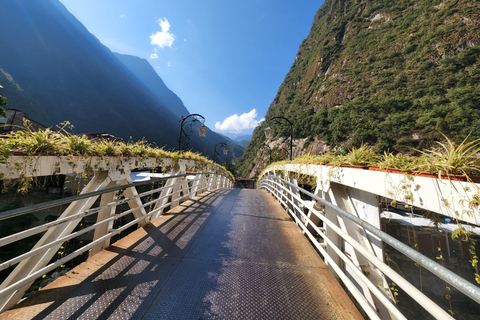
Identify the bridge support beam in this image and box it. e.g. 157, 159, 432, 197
151, 169, 183, 220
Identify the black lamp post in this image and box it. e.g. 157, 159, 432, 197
264, 116, 293, 160
178, 114, 208, 151
213, 142, 228, 163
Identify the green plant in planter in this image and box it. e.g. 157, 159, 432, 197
380, 152, 418, 171
315, 152, 336, 165
4, 120, 64, 155
415, 134, 480, 177
294, 152, 335, 165
65, 134, 92, 155
0, 121, 234, 194
344, 144, 378, 166
93, 139, 123, 157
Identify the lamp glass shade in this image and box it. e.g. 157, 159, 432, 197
264, 127, 275, 140
223, 148, 229, 155
198, 125, 208, 137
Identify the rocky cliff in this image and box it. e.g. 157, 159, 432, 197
239, 0, 480, 177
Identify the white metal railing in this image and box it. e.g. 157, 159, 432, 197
0, 155, 233, 313
259, 164, 480, 320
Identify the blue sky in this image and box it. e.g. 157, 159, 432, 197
59, 0, 324, 136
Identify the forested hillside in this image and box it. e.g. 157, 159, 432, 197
238, 0, 480, 176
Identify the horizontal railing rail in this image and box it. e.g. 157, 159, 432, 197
0, 173, 197, 221
259, 165, 480, 320
0, 155, 233, 313
0, 173, 207, 254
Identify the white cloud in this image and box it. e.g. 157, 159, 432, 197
150, 18, 175, 48
167, 61, 171, 67
150, 53, 159, 59
215, 109, 264, 131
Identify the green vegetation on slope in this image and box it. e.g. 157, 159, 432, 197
238, 0, 480, 177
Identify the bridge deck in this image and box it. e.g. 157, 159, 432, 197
2, 189, 363, 320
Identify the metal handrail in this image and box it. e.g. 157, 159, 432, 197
270, 175, 480, 303
0, 180, 208, 272
0, 173, 194, 221
0, 179, 191, 248
259, 173, 480, 319
0, 180, 215, 298
0, 174, 221, 302
260, 180, 405, 320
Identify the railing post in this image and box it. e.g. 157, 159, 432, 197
323, 186, 342, 277
190, 173, 203, 199
150, 171, 180, 220
171, 164, 187, 208
122, 176, 149, 227
90, 180, 120, 257
207, 173, 215, 191
286, 177, 302, 226
306, 176, 323, 235
199, 173, 208, 193
326, 183, 393, 319
177, 175, 190, 205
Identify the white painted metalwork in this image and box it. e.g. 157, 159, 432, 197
0, 155, 233, 313
259, 164, 480, 320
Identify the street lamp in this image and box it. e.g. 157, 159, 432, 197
264, 116, 293, 160
178, 114, 208, 151
214, 142, 228, 163
264, 127, 275, 140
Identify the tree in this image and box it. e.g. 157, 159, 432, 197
224, 162, 237, 177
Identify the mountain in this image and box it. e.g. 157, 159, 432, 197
113, 53, 190, 119
0, 0, 242, 161
234, 140, 249, 148
220, 133, 251, 148
0, 0, 181, 148
223, 133, 252, 142
238, 0, 480, 177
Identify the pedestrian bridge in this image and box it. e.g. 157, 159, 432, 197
0, 155, 479, 319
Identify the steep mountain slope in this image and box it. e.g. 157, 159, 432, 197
239, 0, 480, 176
113, 53, 190, 119
0, 0, 180, 148
111, 54, 244, 160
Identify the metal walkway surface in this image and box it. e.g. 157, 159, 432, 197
1, 189, 363, 320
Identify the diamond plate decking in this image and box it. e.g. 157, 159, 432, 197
1, 189, 364, 320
